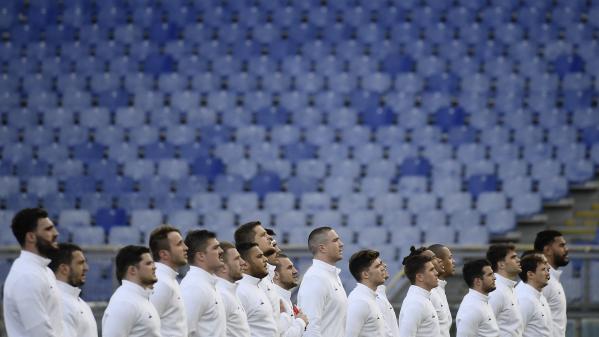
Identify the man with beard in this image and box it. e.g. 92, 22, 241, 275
3, 207, 63, 337
49, 243, 97, 337
236, 242, 278, 337
102, 245, 161, 337
180, 229, 227, 337
235, 221, 280, 322
486, 244, 523, 337
273, 254, 309, 337
297, 226, 347, 337
428, 244, 455, 337
216, 241, 251, 337
515, 254, 553, 337
148, 225, 189, 337
397, 254, 440, 337
456, 259, 499, 337
534, 230, 569, 337
375, 261, 400, 337
345, 250, 386, 337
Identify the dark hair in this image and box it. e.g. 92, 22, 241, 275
185, 229, 217, 264
266, 228, 276, 237
401, 246, 427, 265
349, 249, 380, 282
220, 241, 236, 260
149, 225, 181, 262
403, 255, 432, 284
234, 221, 262, 245
520, 250, 538, 258
427, 244, 447, 259
49, 243, 83, 272
308, 226, 333, 254
236, 242, 258, 261
534, 230, 563, 252
462, 259, 492, 288
519, 253, 545, 282
486, 243, 516, 272
11, 208, 49, 246
115, 245, 151, 283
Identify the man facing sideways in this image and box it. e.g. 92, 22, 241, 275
3, 207, 63, 337
456, 259, 499, 337
345, 249, 386, 337
486, 244, 523, 337
48, 243, 97, 337
297, 226, 348, 337
148, 225, 189, 337
180, 229, 226, 337
427, 244, 455, 337
235, 221, 280, 319
397, 254, 440, 337
215, 241, 251, 337
273, 253, 309, 336
102, 245, 161, 337
376, 260, 400, 337
534, 230, 569, 337
515, 253, 553, 337
236, 242, 278, 337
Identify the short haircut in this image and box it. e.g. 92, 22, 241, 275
534, 230, 563, 252
349, 249, 380, 282
401, 246, 427, 265
486, 243, 516, 272
274, 253, 289, 272
403, 254, 432, 284
220, 241, 236, 260
427, 244, 447, 259
307, 226, 333, 255
266, 228, 276, 237
519, 253, 546, 282
148, 225, 181, 262
11, 208, 49, 246
234, 221, 262, 245
236, 242, 258, 261
520, 250, 538, 258
49, 243, 83, 272
462, 259, 492, 288
185, 229, 217, 263
115, 245, 151, 283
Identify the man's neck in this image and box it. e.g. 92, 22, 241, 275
125, 278, 149, 289
527, 281, 543, 292
498, 270, 517, 281
192, 263, 214, 274
275, 281, 292, 291
315, 256, 336, 266
414, 282, 432, 292
473, 287, 488, 296
159, 260, 180, 271
23, 246, 42, 257
361, 281, 378, 291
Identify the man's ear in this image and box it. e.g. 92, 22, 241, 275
25, 231, 36, 244
127, 265, 137, 278
274, 270, 281, 282
361, 269, 369, 281
58, 263, 70, 276
158, 249, 170, 261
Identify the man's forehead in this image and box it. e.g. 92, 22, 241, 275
167, 231, 183, 242
422, 250, 435, 258
483, 265, 493, 273
141, 252, 153, 262
554, 236, 566, 245
38, 217, 53, 228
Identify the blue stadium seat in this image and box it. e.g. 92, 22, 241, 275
300, 193, 331, 212
263, 192, 296, 214
512, 193, 542, 217
565, 160, 595, 184
166, 125, 196, 146
477, 192, 507, 215
312, 210, 343, 227
64, 176, 97, 195
213, 175, 245, 195
435, 106, 466, 132
143, 142, 177, 160
456, 143, 486, 163
27, 177, 58, 197
498, 160, 528, 180
129, 125, 159, 145
95, 208, 128, 232
158, 159, 189, 180
423, 143, 453, 163
360, 177, 389, 197
271, 125, 301, 145
202, 211, 235, 233
250, 172, 282, 197
296, 160, 327, 180
531, 160, 562, 181
346, 210, 377, 228
236, 126, 266, 145
388, 224, 421, 246
58, 209, 91, 229
227, 193, 259, 214
249, 142, 280, 162
167, 210, 199, 228
365, 160, 396, 180
442, 193, 473, 214
486, 210, 517, 234
191, 156, 225, 181
72, 226, 105, 245
318, 144, 350, 164
432, 177, 461, 196
287, 176, 319, 196
353, 143, 384, 164
358, 227, 390, 246
410, 125, 442, 146
305, 125, 334, 146
95, 126, 126, 147
503, 176, 532, 198
0, 176, 20, 198
226, 159, 258, 181
398, 176, 428, 194
457, 225, 489, 244
154, 193, 188, 214
466, 160, 495, 177
259, 160, 292, 179
468, 174, 498, 197
130, 209, 163, 233
424, 225, 456, 245
399, 157, 432, 176
109, 226, 142, 245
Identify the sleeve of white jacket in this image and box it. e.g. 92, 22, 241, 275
488, 292, 503, 318
278, 312, 306, 337
297, 276, 326, 337
183, 288, 207, 337
344, 299, 368, 337
398, 302, 422, 337
518, 299, 533, 327
455, 309, 480, 337
16, 276, 60, 337
102, 302, 135, 337
61, 306, 78, 337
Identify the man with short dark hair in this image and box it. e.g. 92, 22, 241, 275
534, 230, 568, 337
297, 226, 347, 337
421, 246, 452, 337
375, 260, 399, 337
345, 249, 386, 337
273, 254, 309, 337
180, 229, 226, 337
397, 254, 440, 337
456, 259, 499, 337
148, 225, 189, 337
102, 245, 161, 337
3, 207, 63, 337
486, 244, 523, 337
49, 243, 97, 337
215, 241, 251, 337
236, 242, 278, 337
515, 254, 553, 337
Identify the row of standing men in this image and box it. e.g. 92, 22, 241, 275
2, 207, 569, 337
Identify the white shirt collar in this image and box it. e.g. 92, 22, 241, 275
437, 279, 447, 290
549, 265, 562, 281
240, 273, 262, 286
156, 262, 179, 279
376, 284, 386, 295
355, 283, 377, 298
495, 273, 517, 289
312, 258, 341, 275
274, 283, 292, 301
20, 250, 51, 267
408, 284, 432, 299
122, 280, 152, 299
216, 276, 238, 292
57, 280, 82, 297
188, 265, 217, 286
520, 282, 543, 299
468, 288, 490, 302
